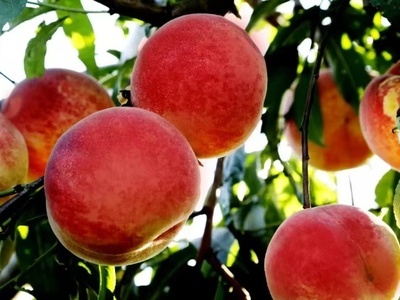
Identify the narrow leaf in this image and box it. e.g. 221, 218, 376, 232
24, 18, 66, 78
393, 178, 400, 228
246, 0, 289, 32
56, 0, 98, 76
291, 66, 324, 146
261, 45, 299, 152
7, 6, 53, 32
325, 32, 370, 113
98, 265, 116, 300
0, 0, 27, 32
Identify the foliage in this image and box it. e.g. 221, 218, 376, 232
1, 0, 400, 299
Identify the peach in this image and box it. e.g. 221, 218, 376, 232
130, 13, 267, 158
284, 70, 372, 171
1, 69, 115, 182
0, 113, 28, 200
359, 61, 400, 171
44, 107, 201, 265
264, 204, 400, 300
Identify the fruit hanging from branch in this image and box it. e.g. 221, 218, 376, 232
264, 204, 400, 300
1, 69, 115, 182
44, 107, 201, 266
284, 70, 372, 171
0, 113, 28, 203
130, 13, 267, 158
360, 61, 400, 171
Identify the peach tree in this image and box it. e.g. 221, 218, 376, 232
1, 0, 400, 299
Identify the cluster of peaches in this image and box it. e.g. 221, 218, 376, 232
0, 14, 267, 265
2, 11, 400, 299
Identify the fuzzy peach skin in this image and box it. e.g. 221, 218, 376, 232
0, 113, 28, 203
131, 13, 267, 159
264, 204, 400, 300
285, 70, 372, 171
359, 61, 400, 171
44, 107, 201, 266
1, 69, 115, 182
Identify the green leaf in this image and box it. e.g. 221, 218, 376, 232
375, 169, 400, 207
392, 180, 400, 228
218, 148, 246, 218
261, 45, 299, 152
325, 32, 371, 113
266, 7, 315, 54
370, 0, 400, 28
261, 9, 313, 152
24, 18, 66, 78
243, 152, 263, 195
290, 65, 324, 146
7, 6, 53, 32
56, 0, 98, 76
98, 265, 116, 300
246, 0, 289, 32
0, 0, 27, 32
15, 222, 74, 298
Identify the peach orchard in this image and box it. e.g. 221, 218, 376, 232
1, 0, 400, 299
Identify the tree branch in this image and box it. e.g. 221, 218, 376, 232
196, 157, 224, 263
93, 0, 239, 27
299, 0, 350, 209
0, 177, 44, 239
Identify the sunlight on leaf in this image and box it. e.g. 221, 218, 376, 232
24, 18, 66, 78
393, 179, 400, 228
17, 225, 29, 239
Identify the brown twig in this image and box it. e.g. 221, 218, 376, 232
206, 250, 251, 300
299, 0, 349, 209
194, 156, 250, 299
0, 71, 16, 85
196, 157, 225, 263
93, 0, 239, 27
0, 177, 44, 238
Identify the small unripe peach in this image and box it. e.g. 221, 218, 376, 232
44, 107, 201, 265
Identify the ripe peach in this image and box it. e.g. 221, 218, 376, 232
284, 70, 372, 171
1, 69, 115, 181
0, 113, 28, 200
264, 204, 400, 300
130, 13, 267, 158
359, 61, 400, 171
44, 107, 201, 265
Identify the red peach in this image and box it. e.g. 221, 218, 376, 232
0, 113, 28, 198
359, 61, 400, 171
285, 70, 372, 171
264, 204, 400, 300
1, 69, 115, 181
131, 13, 267, 158
44, 107, 201, 265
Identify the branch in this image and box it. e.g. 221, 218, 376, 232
27, 1, 108, 14
193, 157, 250, 298
196, 157, 224, 263
0, 242, 58, 292
299, 0, 350, 209
206, 250, 251, 300
93, 0, 239, 27
0, 71, 16, 85
0, 177, 44, 239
